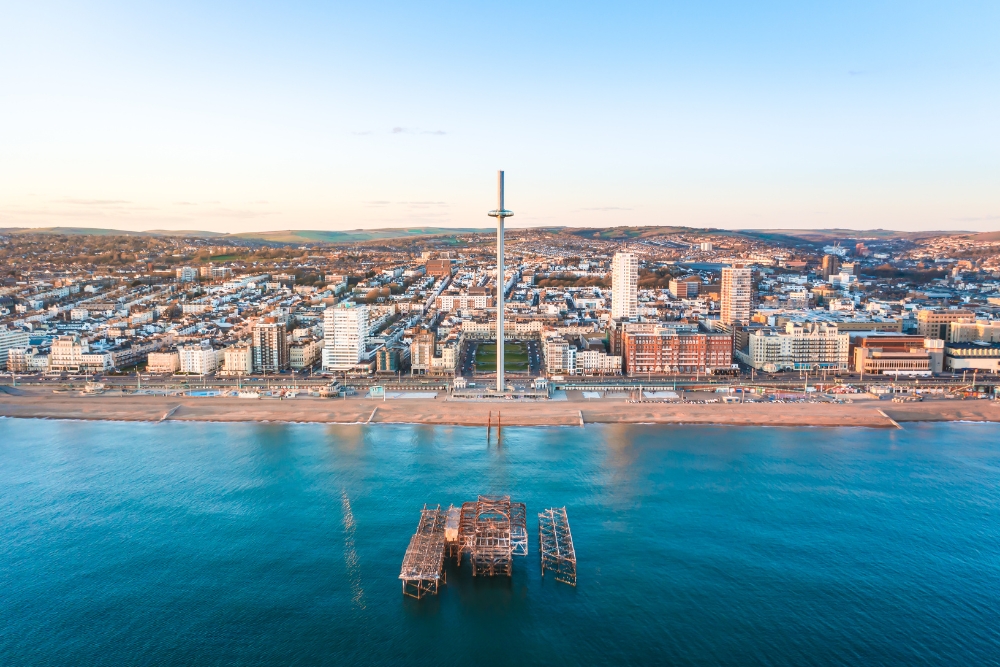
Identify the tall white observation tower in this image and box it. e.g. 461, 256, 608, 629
488, 171, 513, 393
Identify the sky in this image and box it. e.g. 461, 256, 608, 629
1, 1, 998, 234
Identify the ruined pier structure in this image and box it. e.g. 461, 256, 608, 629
401, 497, 577, 597
538, 507, 577, 586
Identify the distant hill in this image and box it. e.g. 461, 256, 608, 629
0, 226, 160, 236
228, 228, 484, 244
0, 226, 485, 244
1, 225, 988, 245
739, 228, 972, 243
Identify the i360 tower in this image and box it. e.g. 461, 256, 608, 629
488, 171, 513, 393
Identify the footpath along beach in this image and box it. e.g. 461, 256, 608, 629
1, 388, 998, 427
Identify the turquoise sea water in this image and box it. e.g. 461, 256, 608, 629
2, 418, 999, 666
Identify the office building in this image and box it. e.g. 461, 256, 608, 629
668, 276, 700, 299
916, 309, 975, 340
611, 252, 638, 320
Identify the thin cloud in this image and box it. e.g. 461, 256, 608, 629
953, 215, 1000, 221
580, 206, 632, 212
352, 130, 373, 135
390, 127, 446, 135
848, 70, 866, 76
57, 198, 131, 206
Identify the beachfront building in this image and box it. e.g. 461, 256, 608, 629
545, 337, 576, 376
409, 329, 436, 373
146, 351, 180, 374
621, 324, 732, 376
611, 252, 638, 320
0, 326, 30, 370
253, 319, 289, 373
720, 265, 753, 325
7, 347, 48, 373
943, 342, 1000, 373
322, 302, 369, 372
47, 335, 112, 374
289, 339, 322, 370
851, 335, 943, 376
178, 345, 221, 375
739, 322, 849, 373
222, 344, 253, 376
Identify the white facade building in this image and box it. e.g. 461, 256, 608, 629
740, 322, 849, 372
48, 335, 112, 374
178, 345, 221, 374
146, 352, 180, 374
222, 344, 254, 375
322, 303, 369, 371
721, 265, 753, 325
0, 327, 31, 370
610, 252, 638, 320
176, 266, 198, 283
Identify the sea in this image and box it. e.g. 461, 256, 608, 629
2, 418, 999, 666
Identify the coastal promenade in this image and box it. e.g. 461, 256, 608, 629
1, 388, 998, 427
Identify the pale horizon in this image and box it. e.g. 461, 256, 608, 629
2, 2, 998, 234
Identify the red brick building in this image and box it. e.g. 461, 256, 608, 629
622, 324, 732, 375
425, 259, 452, 277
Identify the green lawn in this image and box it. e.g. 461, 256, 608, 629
474, 342, 530, 372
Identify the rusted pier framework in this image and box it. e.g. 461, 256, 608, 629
470, 495, 513, 577
538, 507, 577, 586
403, 495, 532, 598
399, 504, 447, 598
510, 501, 528, 556
452, 495, 529, 575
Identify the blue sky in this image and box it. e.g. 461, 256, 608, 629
1, 1, 998, 232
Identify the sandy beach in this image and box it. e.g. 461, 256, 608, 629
1, 387, 998, 428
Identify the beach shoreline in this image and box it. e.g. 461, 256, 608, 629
2, 388, 998, 428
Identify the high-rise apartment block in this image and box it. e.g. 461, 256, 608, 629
820, 255, 841, 280
0, 326, 30, 370
409, 329, 436, 373
611, 252, 638, 320
720, 265, 752, 325
322, 303, 369, 371
252, 320, 289, 372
